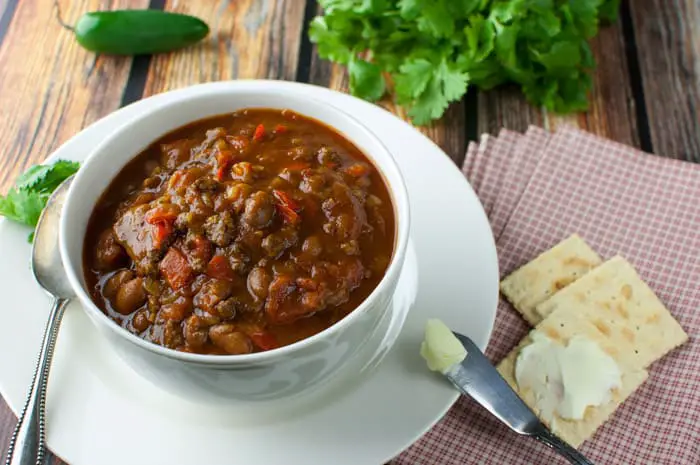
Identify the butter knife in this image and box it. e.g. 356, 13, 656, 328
446, 332, 594, 465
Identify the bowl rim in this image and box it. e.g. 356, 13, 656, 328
59, 84, 411, 365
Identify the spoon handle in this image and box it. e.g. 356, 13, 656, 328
5, 297, 69, 465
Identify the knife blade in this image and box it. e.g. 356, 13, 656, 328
444, 331, 594, 465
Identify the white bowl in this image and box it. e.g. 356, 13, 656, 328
59, 83, 411, 403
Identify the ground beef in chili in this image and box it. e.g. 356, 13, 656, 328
83, 109, 395, 355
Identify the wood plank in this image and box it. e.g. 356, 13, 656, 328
477, 86, 543, 136
307, 44, 467, 165
628, 0, 700, 161
477, 18, 639, 148
142, 0, 306, 97
0, 0, 149, 192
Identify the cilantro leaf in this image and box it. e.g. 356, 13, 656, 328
463, 14, 496, 64
409, 77, 448, 125
440, 60, 468, 101
16, 160, 80, 193
0, 160, 80, 241
599, 0, 621, 22
394, 58, 434, 103
309, 17, 353, 65
310, 0, 620, 124
416, 1, 454, 38
405, 58, 468, 124
0, 188, 48, 228
348, 58, 386, 101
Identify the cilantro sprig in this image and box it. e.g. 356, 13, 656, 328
310, 0, 620, 124
0, 160, 80, 241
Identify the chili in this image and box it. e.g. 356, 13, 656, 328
83, 109, 395, 355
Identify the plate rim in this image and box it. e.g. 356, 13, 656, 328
0, 80, 499, 465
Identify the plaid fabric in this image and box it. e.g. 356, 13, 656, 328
479, 129, 521, 219
462, 141, 478, 180
469, 134, 495, 197
393, 126, 700, 465
490, 126, 549, 241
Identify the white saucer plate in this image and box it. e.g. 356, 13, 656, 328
0, 81, 498, 465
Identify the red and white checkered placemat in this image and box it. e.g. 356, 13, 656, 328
393, 126, 700, 465
479, 129, 521, 219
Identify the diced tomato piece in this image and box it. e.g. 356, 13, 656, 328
145, 205, 179, 224
215, 150, 236, 181
345, 163, 370, 177
188, 235, 212, 265
276, 204, 299, 225
272, 189, 301, 225
206, 255, 236, 282
285, 162, 310, 171
250, 331, 279, 351
252, 124, 265, 142
160, 248, 193, 290
216, 150, 234, 166
272, 189, 300, 211
273, 124, 287, 134
152, 221, 173, 248
167, 169, 198, 191
145, 205, 179, 248
216, 166, 227, 181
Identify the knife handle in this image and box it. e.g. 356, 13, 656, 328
532, 429, 594, 465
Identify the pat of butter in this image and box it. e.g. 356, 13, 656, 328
420, 319, 467, 374
515, 332, 622, 421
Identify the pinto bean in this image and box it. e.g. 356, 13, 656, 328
242, 191, 274, 229
114, 277, 147, 315
183, 315, 209, 350
94, 229, 126, 271
247, 267, 271, 300
209, 324, 253, 355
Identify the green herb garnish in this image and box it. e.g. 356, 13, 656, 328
0, 160, 80, 241
309, 0, 621, 124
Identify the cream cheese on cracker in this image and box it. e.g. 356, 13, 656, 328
515, 332, 622, 421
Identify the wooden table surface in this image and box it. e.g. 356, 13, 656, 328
0, 0, 697, 463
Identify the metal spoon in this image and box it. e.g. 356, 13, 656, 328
5, 176, 75, 465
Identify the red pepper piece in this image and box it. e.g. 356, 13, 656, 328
145, 205, 179, 247
272, 189, 301, 225
160, 248, 193, 290
216, 150, 235, 181
250, 331, 280, 351
272, 189, 300, 211
145, 205, 179, 224
252, 124, 265, 142
285, 162, 310, 171
152, 221, 173, 248
345, 163, 370, 177
206, 255, 236, 282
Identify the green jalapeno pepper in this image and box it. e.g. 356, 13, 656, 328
72, 10, 209, 55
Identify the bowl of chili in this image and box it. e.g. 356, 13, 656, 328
59, 81, 410, 402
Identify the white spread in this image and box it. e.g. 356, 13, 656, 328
515, 332, 621, 421
420, 319, 467, 373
